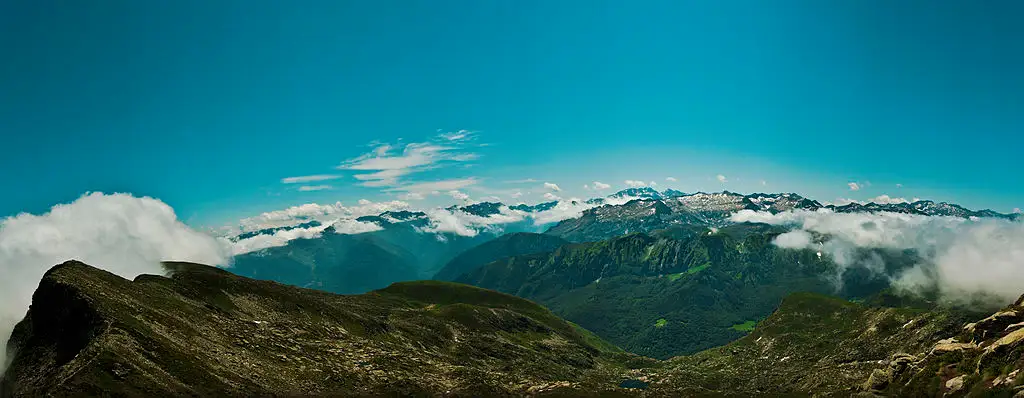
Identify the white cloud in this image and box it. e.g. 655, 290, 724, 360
235, 200, 410, 233
666, 177, 677, 182
1015, 208, 1022, 214
624, 180, 646, 188
449, 190, 470, 201
730, 209, 1024, 307
543, 182, 562, 192
896, 183, 904, 189
716, 174, 728, 183
398, 192, 425, 201
505, 178, 537, 184
230, 219, 383, 255
593, 181, 611, 190
358, 199, 372, 205
420, 207, 528, 237
338, 137, 478, 187
869, 195, 910, 205
0, 193, 230, 373
760, 180, 767, 186
281, 175, 341, 184
511, 191, 523, 199
848, 182, 861, 191
829, 198, 862, 206
298, 185, 332, 192
231, 223, 330, 255
530, 199, 595, 225
773, 230, 813, 249
351, 169, 410, 186
543, 192, 562, 201
392, 178, 478, 193
438, 129, 474, 142
649, 181, 658, 187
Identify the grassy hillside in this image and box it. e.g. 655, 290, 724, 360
458, 223, 918, 359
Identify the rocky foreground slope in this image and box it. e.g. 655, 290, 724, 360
3, 260, 1023, 397
0, 261, 627, 397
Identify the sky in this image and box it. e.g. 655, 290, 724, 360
2, 0, 1022, 228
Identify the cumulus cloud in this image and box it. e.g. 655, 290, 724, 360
530, 199, 594, 225
848, 182, 861, 191
543, 182, 562, 192
511, 191, 523, 199
419, 207, 528, 237
731, 209, 1024, 307
449, 190, 470, 201
665, 177, 677, 182
716, 174, 728, 183
231, 223, 331, 255
773, 230, 813, 249
649, 181, 658, 187
896, 183, 904, 189
298, 185, 332, 192
281, 175, 341, 184
593, 181, 611, 190
230, 219, 383, 255
416, 198, 603, 237
624, 180, 647, 188
1016, 208, 1022, 214
235, 200, 410, 233
0, 193, 231, 373
543, 192, 562, 201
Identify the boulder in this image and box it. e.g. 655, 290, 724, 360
945, 375, 965, 393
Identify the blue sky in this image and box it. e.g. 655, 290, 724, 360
2, 0, 1022, 226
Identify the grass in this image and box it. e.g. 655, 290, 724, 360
730, 320, 756, 332
667, 262, 711, 281
686, 263, 710, 275
654, 318, 668, 328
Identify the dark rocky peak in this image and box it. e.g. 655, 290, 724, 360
446, 202, 504, 217
508, 201, 558, 213
356, 210, 428, 226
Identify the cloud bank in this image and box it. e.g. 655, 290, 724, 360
0, 193, 230, 373
731, 209, 1024, 307
235, 200, 410, 234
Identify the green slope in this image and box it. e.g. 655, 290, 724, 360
433, 232, 569, 281
458, 223, 918, 359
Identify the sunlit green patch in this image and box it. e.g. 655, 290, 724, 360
731, 320, 756, 332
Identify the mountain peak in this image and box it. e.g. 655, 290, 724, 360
609, 187, 662, 200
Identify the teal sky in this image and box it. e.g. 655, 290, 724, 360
2, 0, 1022, 226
